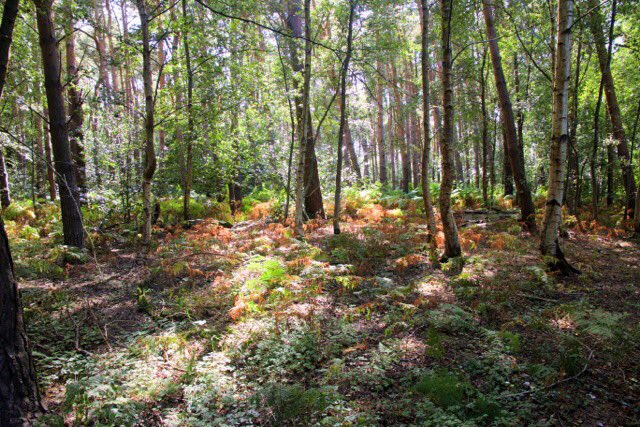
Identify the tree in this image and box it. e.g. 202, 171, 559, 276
540, 0, 578, 273
293, 0, 312, 237
35, 0, 84, 248
333, 0, 355, 235
439, 0, 461, 259
0, 0, 43, 422
182, 0, 194, 222
136, 0, 157, 242
65, 4, 86, 202
587, 0, 636, 218
482, 0, 536, 230
419, 0, 439, 263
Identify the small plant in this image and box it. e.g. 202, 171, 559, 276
254, 383, 332, 426
413, 370, 469, 409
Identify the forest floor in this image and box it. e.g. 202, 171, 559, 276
15, 200, 640, 426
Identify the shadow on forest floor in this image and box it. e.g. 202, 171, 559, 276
17, 205, 640, 426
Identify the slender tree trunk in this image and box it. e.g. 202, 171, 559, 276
36, 0, 84, 248
275, 36, 296, 221
43, 108, 56, 201
182, 0, 194, 222
136, 0, 156, 242
483, 0, 536, 229
293, 0, 311, 236
480, 48, 489, 205
419, 0, 439, 264
333, 1, 354, 235
439, 0, 461, 259
566, 36, 582, 214
376, 60, 387, 184
588, 0, 636, 217
65, 12, 86, 202
388, 98, 397, 188
541, 0, 577, 273
0, 147, 9, 208
344, 120, 361, 181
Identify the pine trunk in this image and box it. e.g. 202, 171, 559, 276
439, 0, 461, 258
483, 0, 536, 229
36, 0, 84, 248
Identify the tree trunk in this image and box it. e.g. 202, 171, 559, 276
588, 0, 636, 217
333, 1, 354, 235
439, 0, 461, 259
375, 60, 387, 184
0, 217, 43, 426
483, 0, 536, 230
292, 0, 311, 236
182, 0, 194, 222
43, 108, 56, 201
566, 36, 582, 214
0, 0, 16, 209
541, 0, 576, 272
36, 0, 84, 248
65, 12, 87, 202
0, 0, 43, 421
419, 0, 439, 264
0, 147, 10, 208
480, 48, 489, 205
502, 126, 514, 196
135, 0, 156, 242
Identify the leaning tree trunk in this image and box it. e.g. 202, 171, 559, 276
587, 0, 636, 218
439, 0, 461, 259
333, 0, 354, 235
540, 0, 578, 273
136, 0, 157, 242
36, 0, 84, 248
483, 0, 536, 230
419, 0, 440, 265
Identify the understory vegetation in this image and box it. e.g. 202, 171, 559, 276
10, 186, 639, 426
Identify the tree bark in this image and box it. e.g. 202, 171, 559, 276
439, 0, 461, 259
375, 59, 387, 184
419, 0, 439, 264
483, 0, 536, 230
588, 0, 636, 217
36, 0, 84, 248
135, 0, 156, 242
0, 147, 10, 208
43, 108, 56, 201
0, 217, 43, 426
65, 11, 87, 202
182, 0, 194, 222
292, 0, 311, 236
541, 0, 576, 272
333, 1, 354, 235
480, 47, 489, 205
0, 0, 43, 421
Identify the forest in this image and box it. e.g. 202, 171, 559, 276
0, 0, 639, 424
